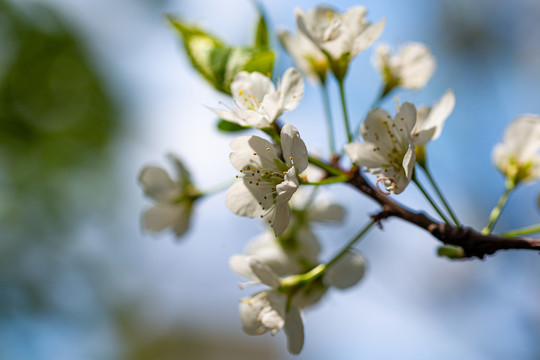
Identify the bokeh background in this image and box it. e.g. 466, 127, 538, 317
1, 0, 540, 359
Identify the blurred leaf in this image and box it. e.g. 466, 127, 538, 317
167, 16, 230, 93
254, 13, 270, 49
241, 49, 274, 75
216, 119, 249, 133
167, 15, 274, 95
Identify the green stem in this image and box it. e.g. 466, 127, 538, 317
301, 174, 350, 186
481, 177, 516, 235
308, 155, 343, 177
412, 172, 452, 225
499, 224, 540, 237
420, 164, 460, 227
281, 221, 375, 289
338, 79, 353, 143
325, 220, 375, 269
320, 83, 336, 155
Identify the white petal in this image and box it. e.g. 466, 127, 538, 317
249, 258, 281, 288
372, 43, 390, 73
142, 203, 190, 235
226, 179, 266, 218
277, 68, 304, 112
395, 42, 436, 89
395, 102, 417, 138
415, 89, 455, 142
260, 291, 286, 333
277, 30, 327, 83
138, 166, 177, 201
283, 306, 305, 355
229, 135, 278, 171
351, 18, 386, 57
271, 201, 291, 237
276, 167, 299, 203
166, 153, 191, 185
307, 197, 345, 223
344, 142, 387, 168
245, 233, 304, 276
239, 298, 268, 335
324, 251, 366, 289
231, 71, 275, 107
281, 124, 309, 173
229, 255, 258, 281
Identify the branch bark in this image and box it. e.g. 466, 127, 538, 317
348, 171, 540, 259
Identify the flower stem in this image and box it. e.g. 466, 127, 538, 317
337, 78, 353, 143
419, 164, 460, 227
282, 221, 375, 289
499, 224, 540, 237
308, 155, 343, 177
320, 83, 336, 155
412, 171, 452, 225
301, 174, 350, 186
325, 220, 375, 269
481, 177, 516, 235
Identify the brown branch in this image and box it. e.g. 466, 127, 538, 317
347, 171, 540, 259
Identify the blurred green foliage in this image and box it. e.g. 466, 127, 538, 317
168, 10, 274, 95
0, 0, 118, 318
0, 0, 117, 238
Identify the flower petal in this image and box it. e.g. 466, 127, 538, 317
277, 68, 304, 112
229, 254, 258, 281
283, 306, 304, 355
229, 135, 278, 171
142, 203, 189, 235
231, 71, 275, 108
249, 257, 281, 288
281, 124, 309, 173
239, 297, 268, 335
344, 142, 387, 168
166, 153, 191, 185
351, 17, 385, 58
307, 197, 345, 223
324, 251, 366, 289
271, 200, 291, 237
138, 166, 177, 201
226, 179, 268, 218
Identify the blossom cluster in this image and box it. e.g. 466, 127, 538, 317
137, 2, 540, 355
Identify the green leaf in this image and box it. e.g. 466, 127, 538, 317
167, 14, 274, 95
216, 119, 249, 133
167, 15, 231, 94
254, 13, 269, 49
242, 49, 274, 75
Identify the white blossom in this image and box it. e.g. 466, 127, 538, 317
295, 5, 385, 75
290, 190, 346, 224
345, 102, 417, 194
212, 68, 303, 128
242, 229, 321, 277
277, 29, 329, 83
230, 256, 305, 354
411, 90, 455, 146
373, 42, 436, 91
138, 154, 199, 237
493, 114, 540, 183
323, 251, 366, 289
226, 124, 308, 236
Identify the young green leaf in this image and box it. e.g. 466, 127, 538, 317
216, 119, 249, 133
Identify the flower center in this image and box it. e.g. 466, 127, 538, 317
236, 88, 263, 111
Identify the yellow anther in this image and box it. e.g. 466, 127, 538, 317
266, 147, 270, 151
